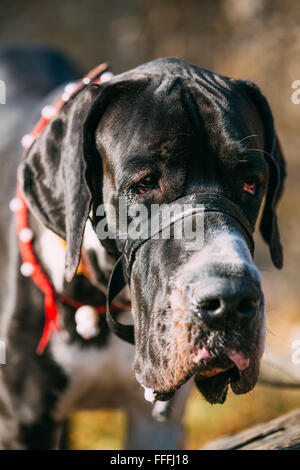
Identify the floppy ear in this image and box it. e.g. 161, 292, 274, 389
18, 85, 101, 281
232, 79, 287, 269
19, 75, 148, 281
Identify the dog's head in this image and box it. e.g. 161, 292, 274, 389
19, 58, 286, 404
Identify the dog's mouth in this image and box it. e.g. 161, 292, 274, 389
192, 346, 257, 404
140, 344, 261, 405
134, 297, 264, 405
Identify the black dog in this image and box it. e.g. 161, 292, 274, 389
0, 46, 285, 449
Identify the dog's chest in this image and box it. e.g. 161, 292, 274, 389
50, 320, 137, 420
36, 224, 139, 419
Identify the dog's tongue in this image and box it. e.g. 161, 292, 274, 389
192, 347, 210, 364
227, 349, 250, 371
192, 347, 250, 371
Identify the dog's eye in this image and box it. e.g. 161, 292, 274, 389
243, 178, 257, 196
133, 176, 159, 194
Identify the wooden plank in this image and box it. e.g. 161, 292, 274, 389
201, 408, 300, 450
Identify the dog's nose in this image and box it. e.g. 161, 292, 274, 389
196, 293, 259, 327
189, 278, 261, 329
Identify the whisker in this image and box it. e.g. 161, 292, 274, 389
247, 148, 273, 159
237, 134, 261, 145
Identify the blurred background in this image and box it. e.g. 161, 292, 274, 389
1, 0, 299, 449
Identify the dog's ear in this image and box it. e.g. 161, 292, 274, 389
232, 79, 287, 269
18, 75, 148, 281
19, 85, 100, 281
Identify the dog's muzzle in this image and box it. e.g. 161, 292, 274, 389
105, 192, 255, 344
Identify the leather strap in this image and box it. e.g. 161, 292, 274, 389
106, 254, 134, 344
106, 192, 255, 345
123, 193, 254, 280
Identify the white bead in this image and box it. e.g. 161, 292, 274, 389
61, 92, 71, 102
143, 387, 156, 403
19, 228, 34, 243
21, 134, 34, 149
100, 71, 114, 83
82, 77, 91, 85
64, 82, 77, 95
76, 323, 100, 340
75, 306, 100, 340
20, 262, 34, 277
41, 105, 56, 119
9, 197, 23, 212
75, 305, 98, 323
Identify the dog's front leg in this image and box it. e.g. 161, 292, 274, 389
124, 381, 192, 450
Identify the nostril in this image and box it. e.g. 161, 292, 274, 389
237, 296, 259, 316
199, 298, 221, 312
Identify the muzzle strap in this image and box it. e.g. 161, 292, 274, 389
106, 192, 255, 345
106, 254, 135, 344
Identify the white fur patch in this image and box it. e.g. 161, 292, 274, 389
194, 229, 254, 267
39, 229, 66, 291
177, 229, 262, 285
82, 219, 115, 292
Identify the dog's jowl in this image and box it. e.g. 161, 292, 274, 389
0, 47, 285, 449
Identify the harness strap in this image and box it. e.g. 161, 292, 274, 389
16, 185, 59, 354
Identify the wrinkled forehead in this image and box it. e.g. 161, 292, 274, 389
96, 83, 195, 158
95, 75, 265, 168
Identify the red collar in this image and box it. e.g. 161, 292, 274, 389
13, 64, 122, 354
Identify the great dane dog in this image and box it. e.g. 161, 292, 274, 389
0, 46, 285, 449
